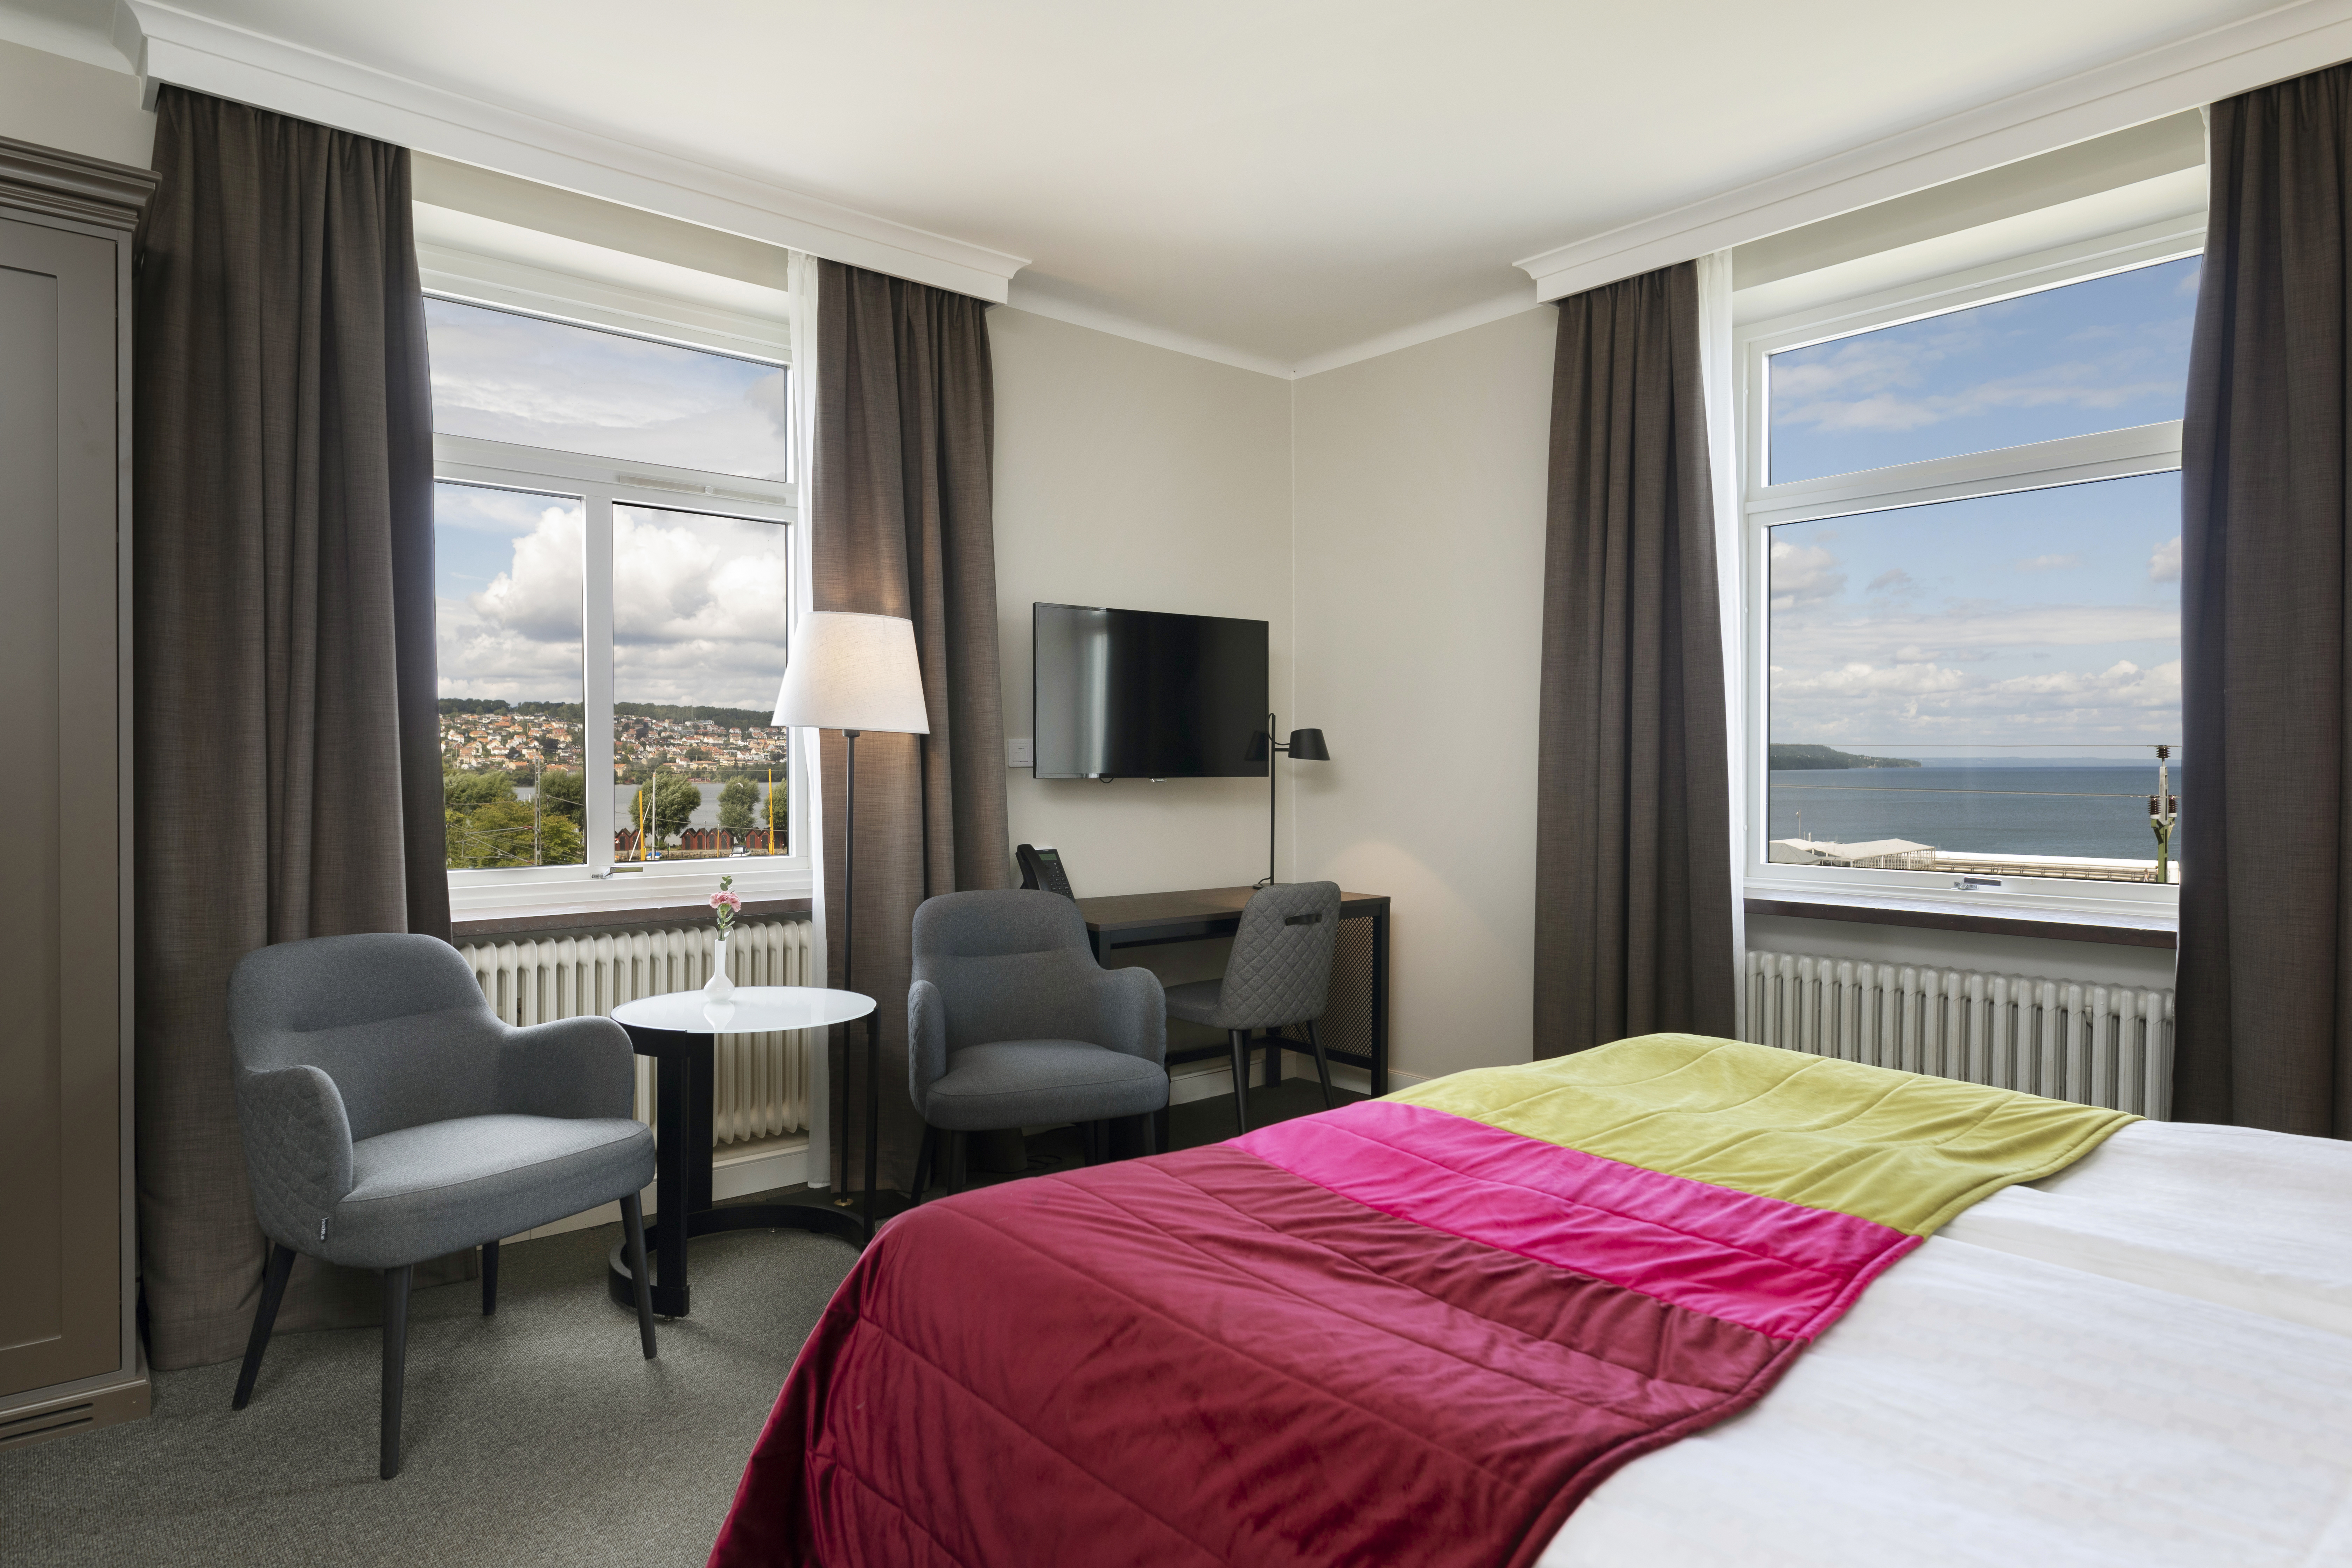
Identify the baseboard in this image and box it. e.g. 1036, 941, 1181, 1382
504, 1134, 811, 1242
1168, 1053, 1428, 1106
0, 1376, 149, 1452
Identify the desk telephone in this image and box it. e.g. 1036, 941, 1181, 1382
1015, 844, 1073, 898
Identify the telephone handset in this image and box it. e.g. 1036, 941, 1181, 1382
1015, 843, 1074, 899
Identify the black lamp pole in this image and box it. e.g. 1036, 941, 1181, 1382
1256, 713, 1331, 888
840, 728, 879, 1245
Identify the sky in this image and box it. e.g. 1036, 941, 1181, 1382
424, 298, 788, 479
1764, 254, 2194, 763
1768, 256, 2200, 482
428, 300, 796, 714
1768, 471, 2181, 760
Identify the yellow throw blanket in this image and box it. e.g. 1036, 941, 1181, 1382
1390, 1032, 2138, 1235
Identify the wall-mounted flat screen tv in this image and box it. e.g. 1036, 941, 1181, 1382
1032, 603, 1268, 779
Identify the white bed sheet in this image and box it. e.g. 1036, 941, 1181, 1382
1537, 1120, 2352, 1567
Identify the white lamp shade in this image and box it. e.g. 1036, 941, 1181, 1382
772, 611, 931, 735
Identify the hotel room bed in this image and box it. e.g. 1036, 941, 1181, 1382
1545, 1120, 2352, 1566
710, 1044, 2352, 1567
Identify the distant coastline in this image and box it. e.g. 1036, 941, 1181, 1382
1768, 743, 1920, 771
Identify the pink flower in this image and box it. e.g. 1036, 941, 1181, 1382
709, 890, 743, 912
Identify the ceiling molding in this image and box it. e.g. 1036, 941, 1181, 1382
1290, 288, 1542, 380
1515, 0, 2352, 302
118, 0, 1030, 302
1002, 279, 1294, 379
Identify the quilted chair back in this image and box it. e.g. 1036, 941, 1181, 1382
1216, 881, 1342, 1030
912, 889, 1118, 1052
228, 932, 507, 1141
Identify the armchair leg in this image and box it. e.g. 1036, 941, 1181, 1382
620, 1192, 657, 1360
911, 1124, 939, 1204
1229, 1029, 1252, 1135
482, 1239, 499, 1316
1306, 1020, 1335, 1111
231, 1242, 297, 1410
380, 1264, 412, 1481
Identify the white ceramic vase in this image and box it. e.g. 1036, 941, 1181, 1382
705, 934, 736, 1001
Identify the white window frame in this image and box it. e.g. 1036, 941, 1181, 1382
1735, 217, 2202, 923
421, 258, 806, 915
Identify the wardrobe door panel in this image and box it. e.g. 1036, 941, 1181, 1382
0, 215, 121, 1398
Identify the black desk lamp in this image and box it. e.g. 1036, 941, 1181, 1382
1252, 714, 1330, 888
774, 610, 931, 1243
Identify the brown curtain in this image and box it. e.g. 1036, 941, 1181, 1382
135, 88, 451, 1369
812, 260, 1010, 1192
1533, 261, 1735, 1058
2176, 62, 2352, 1135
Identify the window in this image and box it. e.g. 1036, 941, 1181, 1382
1741, 227, 2198, 915
425, 287, 800, 907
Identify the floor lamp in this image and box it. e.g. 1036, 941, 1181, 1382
1252, 714, 1330, 888
774, 611, 931, 1242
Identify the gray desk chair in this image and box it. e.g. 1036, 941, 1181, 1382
1163, 881, 1344, 1135
906, 890, 1167, 1196
226, 932, 659, 1480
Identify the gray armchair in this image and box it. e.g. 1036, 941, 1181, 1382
226, 932, 658, 1480
906, 890, 1166, 1195
1164, 881, 1344, 1134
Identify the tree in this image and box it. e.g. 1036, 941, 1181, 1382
443, 771, 515, 813
536, 769, 586, 825
446, 798, 583, 868
718, 776, 759, 833
628, 772, 703, 846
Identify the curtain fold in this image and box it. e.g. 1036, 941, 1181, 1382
1533, 260, 1736, 1058
2176, 61, 2352, 1135
135, 86, 451, 1369
811, 259, 1010, 1192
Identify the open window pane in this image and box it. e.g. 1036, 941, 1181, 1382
1766, 257, 2200, 484
433, 481, 589, 868
425, 298, 788, 479
1766, 471, 2182, 882
611, 505, 792, 861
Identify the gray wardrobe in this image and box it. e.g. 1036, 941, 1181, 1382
0, 135, 155, 1449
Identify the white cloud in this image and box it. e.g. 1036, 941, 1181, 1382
442, 502, 792, 710
1770, 541, 1844, 609
2149, 535, 2182, 582
1867, 567, 1917, 596
2016, 553, 2081, 571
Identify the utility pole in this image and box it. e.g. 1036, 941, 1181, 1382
2149, 744, 2178, 884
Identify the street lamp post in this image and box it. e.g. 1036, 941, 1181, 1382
2149, 745, 2179, 884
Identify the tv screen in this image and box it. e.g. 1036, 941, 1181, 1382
1032, 603, 1268, 779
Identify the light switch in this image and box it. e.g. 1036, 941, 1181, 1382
1007, 737, 1034, 768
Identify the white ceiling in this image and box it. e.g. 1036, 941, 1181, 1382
3, 0, 2298, 371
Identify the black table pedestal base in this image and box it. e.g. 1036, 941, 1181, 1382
608, 1018, 873, 1322
605, 1201, 864, 1316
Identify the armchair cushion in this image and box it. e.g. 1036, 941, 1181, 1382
323, 1114, 654, 1270
920, 1041, 1168, 1132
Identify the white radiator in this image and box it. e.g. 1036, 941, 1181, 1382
1744, 950, 2175, 1118
457, 920, 816, 1146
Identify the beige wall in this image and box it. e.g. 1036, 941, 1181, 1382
0, 40, 152, 169
1292, 308, 1558, 1080
990, 306, 1295, 899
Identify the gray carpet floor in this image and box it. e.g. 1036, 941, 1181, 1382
0, 1078, 1354, 1568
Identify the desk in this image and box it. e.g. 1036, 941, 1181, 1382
604, 986, 874, 1317
1078, 887, 1392, 1104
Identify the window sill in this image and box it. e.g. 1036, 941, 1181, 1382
451, 895, 813, 942
1744, 894, 2176, 950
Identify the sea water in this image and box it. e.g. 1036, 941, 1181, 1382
1766, 766, 2182, 861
